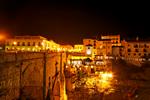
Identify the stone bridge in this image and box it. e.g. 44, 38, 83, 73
0, 52, 67, 100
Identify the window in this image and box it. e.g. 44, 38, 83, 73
134, 44, 138, 48
94, 44, 96, 47
17, 42, 20, 46
28, 42, 30, 46
139, 45, 143, 48
120, 53, 122, 56
143, 49, 147, 52
119, 48, 122, 51
139, 53, 141, 56
134, 53, 136, 56
135, 49, 139, 52
33, 42, 35, 46
38, 42, 41, 46
22, 42, 25, 46
128, 49, 131, 52
144, 44, 147, 48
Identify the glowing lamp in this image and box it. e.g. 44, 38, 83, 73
13, 42, 17, 45
86, 50, 91, 55
0, 34, 5, 40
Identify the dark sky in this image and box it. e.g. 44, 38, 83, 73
0, 0, 147, 44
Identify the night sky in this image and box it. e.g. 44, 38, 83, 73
0, 0, 147, 45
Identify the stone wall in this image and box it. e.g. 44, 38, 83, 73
0, 52, 67, 100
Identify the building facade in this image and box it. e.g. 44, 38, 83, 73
5, 36, 59, 52
121, 39, 150, 62
101, 35, 121, 46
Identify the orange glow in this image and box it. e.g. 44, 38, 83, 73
13, 41, 17, 45
0, 34, 5, 40
0, 29, 10, 40
86, 50, 91, 55
100, 72, 113, 80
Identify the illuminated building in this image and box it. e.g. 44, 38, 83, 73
85, 44, 93, 55
121, 38, 150, 65
83, 38, 113, 59
112, 46, 124, 58
83, 39, 98, 57
101, 34, 121, 46
60, 45, 73, 52
49, 40, 60, 51
98, 39, 112, 57
67, 52, 88, 65
74, 44, 84, 52
5, 36, 59, 52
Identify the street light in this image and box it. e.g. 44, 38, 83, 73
0, 34, 5, 40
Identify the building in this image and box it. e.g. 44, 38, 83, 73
60, 45, 73, 52
98, 39, 112, 57
83, 39, 99, 57
73, 44, 84, 52
5, 36, 59, 52
120, 38, 150, 66
83, 38, 113, 59
121, 39, 150, 62
112, 46, 124, 58
101, 34, 121, 46
48, 40, 60, 51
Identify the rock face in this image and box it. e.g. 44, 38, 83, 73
0, 52, 67, 100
